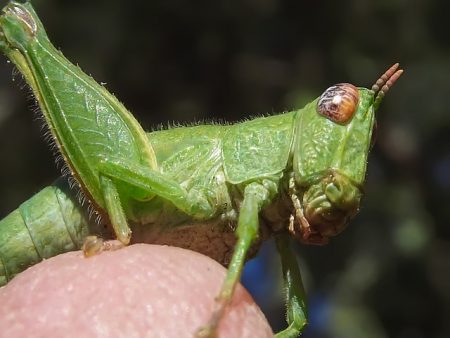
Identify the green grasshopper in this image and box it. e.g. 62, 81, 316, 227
0, 2, 402, 337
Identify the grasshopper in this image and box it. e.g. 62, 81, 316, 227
0, 2, 402, 337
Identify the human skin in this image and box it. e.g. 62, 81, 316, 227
0, 244, 273, 338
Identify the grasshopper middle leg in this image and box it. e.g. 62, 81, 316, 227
98, 157, 275, 336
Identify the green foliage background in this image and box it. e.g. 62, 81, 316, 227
0, 1, 448, 337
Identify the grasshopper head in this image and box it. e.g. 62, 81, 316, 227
290, 64, 403, 245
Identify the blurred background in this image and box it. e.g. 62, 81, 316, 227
0, 0, 448, 337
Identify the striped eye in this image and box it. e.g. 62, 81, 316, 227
317, 83, 359, 124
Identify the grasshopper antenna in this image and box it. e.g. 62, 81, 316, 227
372, 63, 403, 111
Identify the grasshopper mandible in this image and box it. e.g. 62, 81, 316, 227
0, 2, 402, 337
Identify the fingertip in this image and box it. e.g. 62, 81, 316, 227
0, 244, 273, 337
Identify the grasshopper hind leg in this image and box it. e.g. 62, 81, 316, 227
81, 175, 132, 257
99, 175, 132, 245
81, 174, 132, 257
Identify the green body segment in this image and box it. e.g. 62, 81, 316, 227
0, 178, 93, 285
137, 113, 296, 222
222, 112, 295, 184
149, 111, 296, 186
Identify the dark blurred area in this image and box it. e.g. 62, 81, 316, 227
0, 0, 448, 337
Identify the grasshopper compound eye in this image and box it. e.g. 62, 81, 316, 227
317, 83, 359, 124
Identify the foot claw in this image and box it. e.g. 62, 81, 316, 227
82, 236, 124, 257
195, 324, 216, 338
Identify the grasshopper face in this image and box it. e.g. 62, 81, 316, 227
291, 65, 403, 245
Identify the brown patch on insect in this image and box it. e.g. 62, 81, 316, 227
130, 219, 270, 266
317, 83, 359, 124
